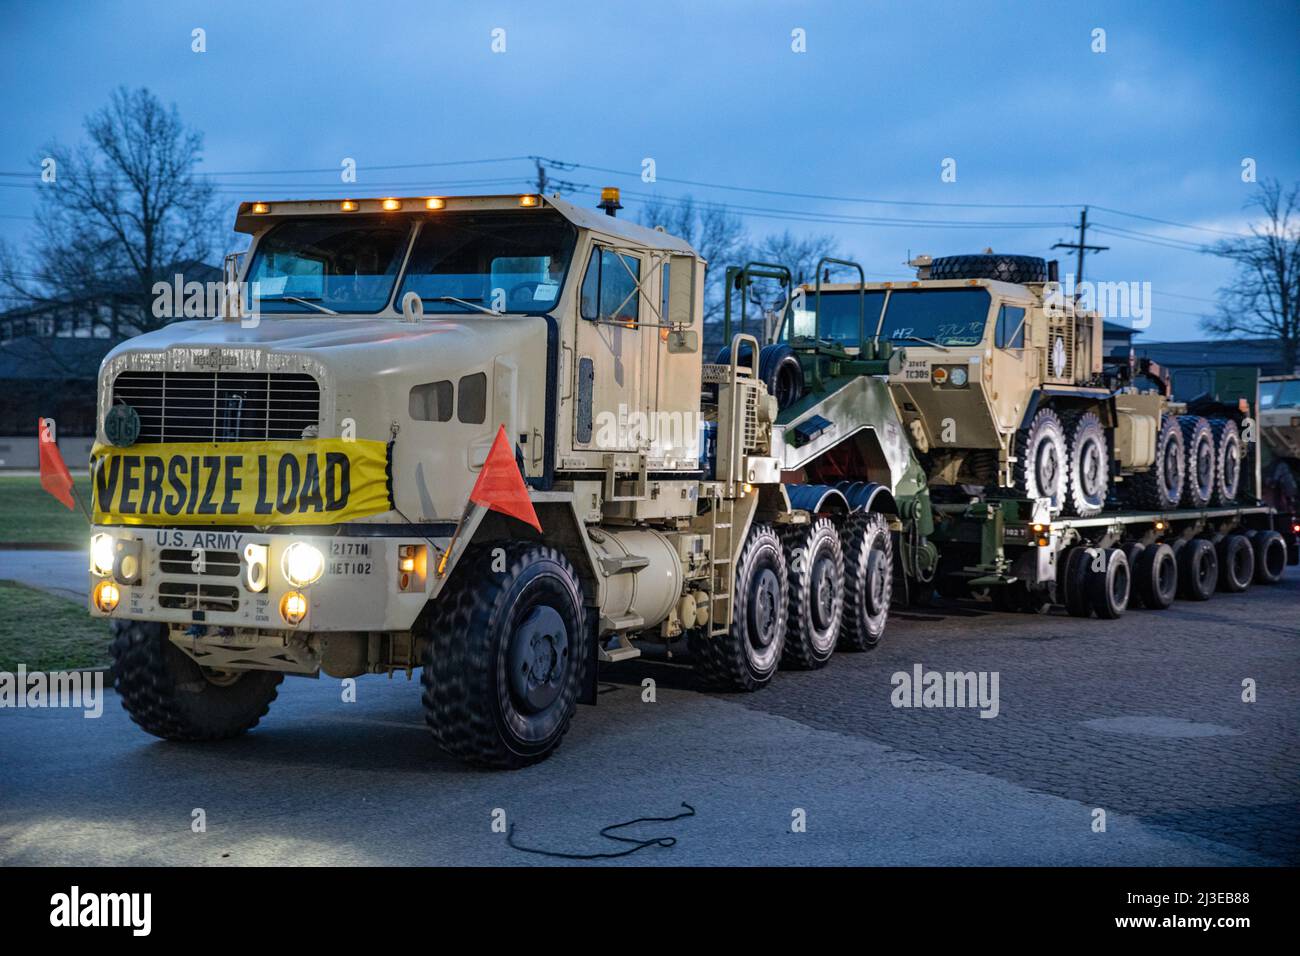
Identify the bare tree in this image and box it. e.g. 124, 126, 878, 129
1, 87, 220, 336
1203, 179, 1300, 372
744, 228, 842, 326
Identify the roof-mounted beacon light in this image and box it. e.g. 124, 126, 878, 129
598, 186, 622, 217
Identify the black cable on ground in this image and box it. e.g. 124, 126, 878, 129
506, 802, 696, 860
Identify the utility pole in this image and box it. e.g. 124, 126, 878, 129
1053, 206, 1109, 285
534, 158, 548, 196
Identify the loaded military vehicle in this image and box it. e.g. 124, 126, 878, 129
1259, 374, 1300, 515
739, 253, 1293, 616
85, 189, 926, 768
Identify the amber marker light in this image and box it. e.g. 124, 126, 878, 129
425, 197, 446, 210
381, 198, 402, 211
519, 194, 539, 207
340, 200, 359, 211
93, 580, 121, 613
280, 590, 308, 626
251, 202, 270, 214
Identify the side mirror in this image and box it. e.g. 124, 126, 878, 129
666, 329, 698, 353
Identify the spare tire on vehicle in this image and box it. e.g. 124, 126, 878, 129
928, 254, 1049, 284
757, 343, 805, 410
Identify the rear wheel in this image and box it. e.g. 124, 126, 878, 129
1063, 410, 1109, 516
1179, 416, 1216, 508
1086, 548, 1130, 619
779, 518, 843, 669
1216, 534, 1254, 592
838, 511, 892, 650
690, 524, 788, 690
421, 543, 588, 768
1014, 407, 1068, 510
1177, 538, 1218, 600
1060, 545, 1093, 618
1123, 414, 1184, 510
1210, 419, 1243, 504
1133, 542, 1177, 609
1252, 530, 1287, 585
110, 620, 282, 741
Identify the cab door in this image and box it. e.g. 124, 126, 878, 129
572, 243, 647, 454
988, 300, 1034, 431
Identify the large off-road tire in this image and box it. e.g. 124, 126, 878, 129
1132, 542, 1177, 609
838, 511, 893, 650
758, 344, 805, 411
421, 543, 589, 769
928, 254, 1049, 284
1179, 416, 1216, 509
779, 518, 843, 669
1063, 410, 1110, 516
1014, 407, 1068, 510
1209, 418, 1243, 504
1216, 533, 1254, 593
1251, 530, 1287, 585
1086, 547, 1130, 619
109, 620, 282, 741
1122, 413, 1184, 511
1177, 538, 1219, 600
690, 524, 787, 691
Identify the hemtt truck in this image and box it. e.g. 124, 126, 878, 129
88, 190, 923, 767
783, 253, 1295, 614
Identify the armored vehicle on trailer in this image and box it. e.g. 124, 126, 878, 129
1259, 374, 1300, 513
86, 190, 922, 768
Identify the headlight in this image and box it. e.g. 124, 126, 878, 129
282, 542, 324, 587
950, 366, 969, 387
90, 533, 116, 576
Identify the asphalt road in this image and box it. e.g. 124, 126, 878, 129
1, 550, 1296, 866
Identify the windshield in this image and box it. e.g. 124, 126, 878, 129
878, 288, 991, 347
792, 291, 886, 345
247, 216, 411, 314
1261, 379, 1300, 409
398, 211, 577, 314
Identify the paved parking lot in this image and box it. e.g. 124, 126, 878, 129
0, 552, 1296, 866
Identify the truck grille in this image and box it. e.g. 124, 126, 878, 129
157, 548, 242, 612
112, 371, 320, 443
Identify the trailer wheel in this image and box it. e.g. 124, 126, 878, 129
1179, 416, 1216, 509
779, 518, 843, 669
1216, 534, 1254, 592
1177, 538, 1218, 600
1133, 542, 1177, 609
1014, 407, 1068, 510
1060, 545, 1093, 618
1063, 410, 1109, 517
1209, 419, 1243, 504
690, 524, 788, 690
1252, 530, 1287, 585
109, 620, 282, 741
1086, 548, 1130, 619
838, 511, 892, 650
1122, 414, 1184, 511
421, 543, 588, 768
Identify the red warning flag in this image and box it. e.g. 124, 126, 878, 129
37, 417, 76, 511
468, 425, 542, 532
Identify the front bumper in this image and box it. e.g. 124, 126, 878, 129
87, 526, 449, 632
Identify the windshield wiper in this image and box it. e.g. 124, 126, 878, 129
895, 335, 950, 352
261, 295, 339, 316
428, 295, 503, 316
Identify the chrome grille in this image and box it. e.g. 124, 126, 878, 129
112, 371, 320, 443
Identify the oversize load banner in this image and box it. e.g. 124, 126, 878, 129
91, 439, 392, 526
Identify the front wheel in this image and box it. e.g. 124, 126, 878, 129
110, 620, 282, 741
421, 543, 589, 769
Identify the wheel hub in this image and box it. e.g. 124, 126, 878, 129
810, 554, 835, 630
507, 605, 569, 714
749, 567, 780, 648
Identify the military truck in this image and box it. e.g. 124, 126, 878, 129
85, 190, 924, 768
1259, 374, 1300, 514
797, 253, 1249, 520
783, 257, 1292, 615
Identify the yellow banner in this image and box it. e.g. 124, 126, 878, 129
91, 439, 392, 526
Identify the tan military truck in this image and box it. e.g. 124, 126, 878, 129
803, 253, 1245, 519
1260, 374, 1300, 514
86, 190, 923, 768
